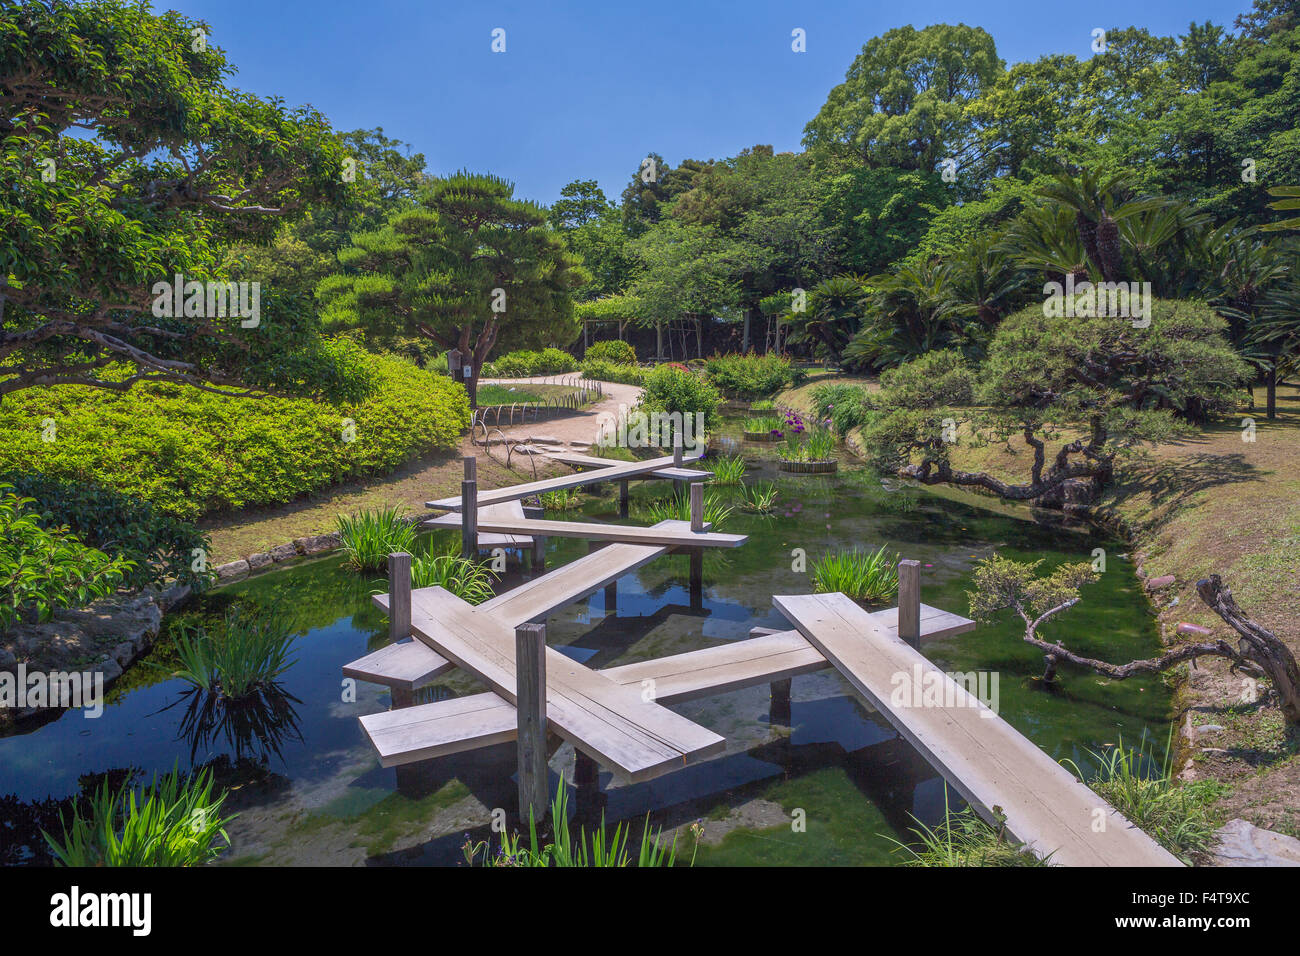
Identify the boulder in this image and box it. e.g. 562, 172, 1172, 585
295, 532, 340, 555
1145, 574, 1176, 591
247, 552, 273, 571
215, 559, 250, 582
1211, 819, 1300, 867
268, 542, 299, 562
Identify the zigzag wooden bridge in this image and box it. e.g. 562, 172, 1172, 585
342, 453, 1181, 866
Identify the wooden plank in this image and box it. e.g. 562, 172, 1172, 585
773, 592, 1182, 867
425, 452, 702, 511
476, 520, 704, 626
423, 513, 745, 548
357, 602, 977, 765
404, 587, 725, 782
342, 640, 453, 691
360, 632, 823, 766
545, 451, 712, 482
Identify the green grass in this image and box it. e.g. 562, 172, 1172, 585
540, 487, 583, 510
409, 546, 497, 604
641, 490, 734, 529
461, 775, 697, 867
43, 766, 233, 867
476, 384, 546, 405
707, 455, 747, 485
744, 414, 783, 434
782, 424, 837, 462
166, 606, 297, 699
336, 506, 417, 572
1062, 735, 1228, 863
888, 792, 1048, 867
749, 399, 776, 411
740, 480, 778, 514
811, 545, 899, 602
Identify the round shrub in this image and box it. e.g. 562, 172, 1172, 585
585, 340, 637, 364
639, 364, 722, 440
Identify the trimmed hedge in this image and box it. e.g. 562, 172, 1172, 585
0, 340, 470, 520
483, 348, 578, 378
579, 359, 646, 385
704, 352, 805, 399
585, 340, 636, 364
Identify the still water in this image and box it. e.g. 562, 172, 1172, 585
0, 427, 1170, 865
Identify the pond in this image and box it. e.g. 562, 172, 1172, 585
0, 418, 1172, 866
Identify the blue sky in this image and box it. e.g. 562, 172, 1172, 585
173, 0, 1254, 205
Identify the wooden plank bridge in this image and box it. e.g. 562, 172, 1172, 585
342, 453, 1182, 866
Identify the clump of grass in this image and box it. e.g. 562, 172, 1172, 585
410, 545, 497, 604
462, 775, 699, 867
744, 414, 783, 435
1063, 734, 1226, 863
168, 606, 296, 699
887, 792, 1049, 867
811, 545, 899, 602
43, 766, 234, 867
641, 490, 734, 529
540, 487, 582, 510
337, 506, 417, 571
708, 455, 747, 485
783, 423, 837, 462
740, 480, 778, 514
749, 399, 776, 411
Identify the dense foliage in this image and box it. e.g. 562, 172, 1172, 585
637, 365, 723, 436
484, 348, 579, 378
703, 352, 804, 399
0, 487, 131, 631
584, 340, 637, 364
0, 472, 211, 591
0, 341, 470, 520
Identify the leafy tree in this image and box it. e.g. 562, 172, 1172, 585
803, 24, 1003, 173
619, 152, 706, 237
1, 0, 350, 400
863, 299, 1250, 505
317, 171, 586, 406
550, 180, 634, 300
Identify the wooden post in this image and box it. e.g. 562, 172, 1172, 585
689, 549, 703, 609
618, 478, 629, 518
461, 456, 478, 560
531, 535, 546, 574
673, 432, 684, 468
387, 552, 412, 643
689, 482, 704, 532
770, 678, 792, 726
898, 559, 921, 649
515, 622, 549, 823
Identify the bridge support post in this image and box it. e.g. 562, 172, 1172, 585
898, 559, 921, 649
689, 482, 704, 532
531, 536, 546, 574
387, 551, 413, 708
461, 456, 478, 560
769, 678, 792, 726
618, 478, 629, 518
689, 549, 704, 609
515, 622, 549, 823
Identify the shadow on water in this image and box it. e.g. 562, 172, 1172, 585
0, 415, 1173, 866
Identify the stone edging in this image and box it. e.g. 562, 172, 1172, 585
212, 531, 342, 583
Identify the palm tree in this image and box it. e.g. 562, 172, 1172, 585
846, 260, 972, 369
782, 275, 868, 363
947, 236, 1026, 332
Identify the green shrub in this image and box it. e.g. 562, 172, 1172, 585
0, 488, 133, 633
337, 507, 418, 572
878, 349, 975, 408
0, 342, 470, 520
585, 340, 637, 364
167, 606, 297, 699
0, 473, 211, 591
810, 382, 873, 435
811, 545, 899, 602
639, 365, 722, 439
485, 348, 579, 377
580, 359, 646, 385
43, 767, 233, 867
704, 352, 805, 399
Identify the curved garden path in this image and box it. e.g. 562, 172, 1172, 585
475, 375, 642, 452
